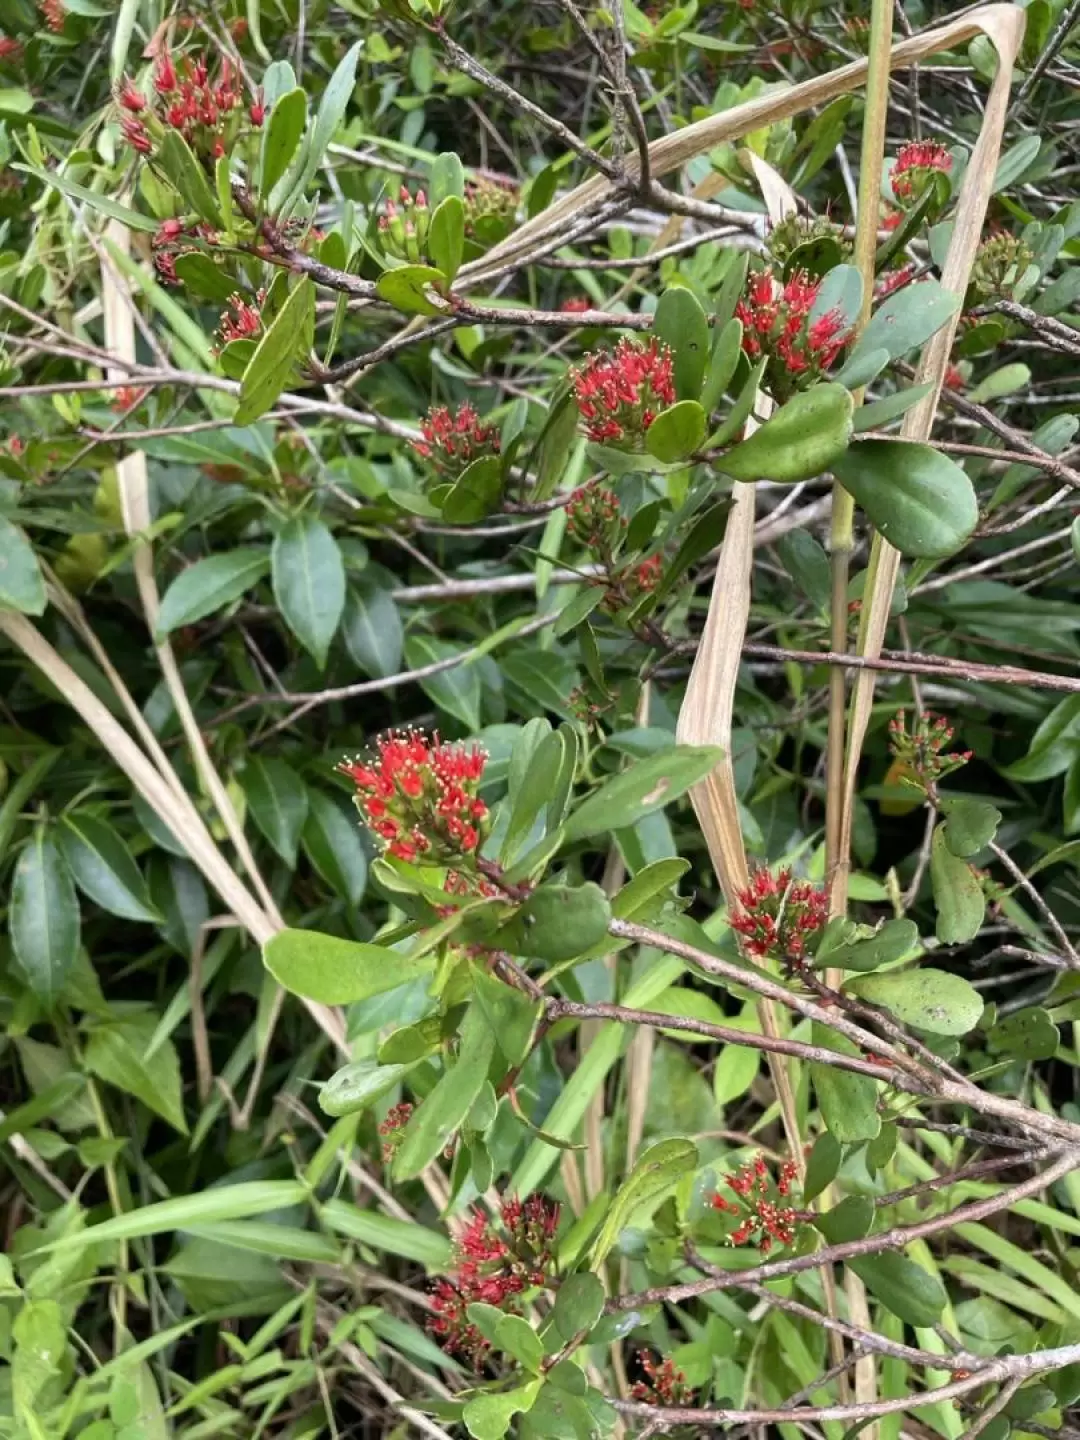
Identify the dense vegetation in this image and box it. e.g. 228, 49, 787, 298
2, 0, 1080, 1437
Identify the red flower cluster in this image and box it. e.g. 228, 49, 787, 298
632, 552, 662, 593
150, 217, 214, 285
943, 363, 966, 392
630, 1353, 696, 1406
731, 867, 829, 964
110, 386, 147, 414
0, 34, 23, 62
711, 1154, 802, 1253
118, 50, 262, 164
875, 263, 916, 300
217, 291, 264, 348
39, 0, 65, 32
891, 140, 952, 204
571, 337, 676, 448
888, 710, 972, 791
378, 1102, 413, 1161
413, 402, 501, 480
736, 268, 849, 398
429, 1196, 559, 1367
559, 296, 593, 314
339, 730, 489, 864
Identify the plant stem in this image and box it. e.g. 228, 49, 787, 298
825, 0, 894, 915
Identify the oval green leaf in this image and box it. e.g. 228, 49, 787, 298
263, 927, 432, 1005
155, 548, 270, 637
846, 967, 984, 1036
831, 439, 978, 558
718, 382, 854, 483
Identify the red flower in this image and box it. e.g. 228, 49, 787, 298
566, 482, 622, 545
735, 268, 849, 400
340, 730, 490, 865
943, 363, 966, 392
217, 291, 264, 348
571, 336, 675, 448
630, 551, 662, 594
560, 296, 592, 314
891, 140, 951, 204
711, 1154, 802, 1254
110, 386, 147, 414
730, 867, 828, 964
249, 89, 266, 126
428, 1195, 560, 1368
116, 76, 146, 112
631, 1353, 696, 1406
0, 35, 24, 62
378, 1102, 413, 1161
413, 402, 501, 480
39, 0, 65, 32
875, 263, 916, 300
154, 49, 177, 94
120, 115, 152, 154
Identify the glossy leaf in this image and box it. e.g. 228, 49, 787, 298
271, 515, 346, 668
10, 828, 80, 1004
319, 1059, 416, 1117
235, 277, 314, 424
644, 400, 706, 463
57, 812, 160, 923
428, 195, 465, 282
302, 790, 368, 905
930, 826, 986, 943
463, 1381, 543, 1440
563, 745, 723, 842
264, 928, 431, 1004
810, 1025, 880, 1142
342, 579, 403, 679
496, 882, 611, 963
941, 797, 1002, 857
155, 549, 270, 637
718, 382, 853, 483
260, 87, 307, 197
846, 967, 983, 1036
553, 1273, 605, 1340
0, 516, 47, 615
239, 756, 309, 867
393, 1002, 496, 1180
849, 1251, 948, 1327
591, 1137, 698, 1265
654, 286, 709, 400
831, 440, 978, 558
375, 264, 447, 316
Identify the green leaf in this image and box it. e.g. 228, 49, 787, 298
496, 882, 611, 963
809, 263, 863, 329
155, 129, 222, 227
235, 277, 314, 424
810, 1024, 881, 1142
342, 579, 403, 679
490, 1313, 543, 1372
776, 528, 831, 612
802, 1131, 842, 1205
302, 790, 368, 904
375, 264, 447, 316
1006, 694, 1080, 782
260, 87, 307, 197
815, 1195, 874, 1243
847, 968, 983, 1036
405, 634, 482, 730
319, 1200, 451, 1268
463, 1381, 543, 1440
553, 1273, 606, 1341
968, 362, 1031, 404
644, 401, 706, 463
441, 455, 502, 523
844, 279, 960, 371
718, 383, 853, 483
815, 917, 919, 974
591, 1137, 698, 1265
941, 797, 1001, 857
0, 516, 47, 615
265, 928, 431, 1005
319, 1059, 415, 1117
473, 967, 541, 1066
428, 195, 465, 282
304, 41, 361, 180
849, 1251, 947, 1327
271, 514, 346, 668
831, 440, 978, 558
654, 286, 709, 400
37, 1180, 309, 1251
85, 1011, 187, 1133
57, 812, 160, 923
930, 826, 986, 943
430, 152, 466, 205
563, 745, 723, 842
155, 549, 270, 637
172, 251, 239, 304
853, 383, 934, 433
987, 1006, 1059, 1061
10, 828, 80, 1004
13, 162, 160, 231
700, 316, 743, 413
240, 756, 309, 867
393, 1002, 496, 1180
